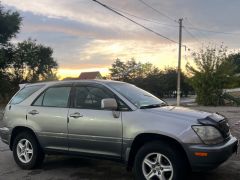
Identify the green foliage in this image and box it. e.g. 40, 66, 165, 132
227, 53, 240, 74
109, 58, 158, 80
11, 39, 58, 83
0, 4, 22, 100
225, 53, 240, 88
187, 45, 235, 106
222, 93, 240, 106
0, 4, 22, 45
109, 58, 127, 80
109, 59, 192, 98
5, 39, 58, 92
0, 3, 58, 101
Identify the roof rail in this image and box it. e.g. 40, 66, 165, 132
19, 83, 28, 89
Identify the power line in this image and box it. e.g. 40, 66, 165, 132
92, 0, 197, 52
92, 0, 195, 106
183, 26, 203, 46
137, 0, 177, 23
185, 26, 240, 35
112, 8, 178, 28
92, 0, 179, 44
184, 18, 208, 40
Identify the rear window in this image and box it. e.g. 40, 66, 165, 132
10, 85, 44, 104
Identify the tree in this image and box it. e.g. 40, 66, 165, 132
187, 45, 235, 106
0, 3, 58, 102
11, 39, 58, 89
109, 59, 193, 98
109, 58, 127, 80
0, 4, 21, 45
227, 53, 240, 74
109, 58, 159, 81
225, 53, 240, 88
0, 4, 21, 100
0, 4, 21, 70
160, 68, 192, 97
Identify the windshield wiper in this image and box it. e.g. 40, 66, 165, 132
140, 103, 167, 109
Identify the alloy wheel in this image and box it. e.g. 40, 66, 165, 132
142, 152, 173, 180
16, 139, 33, 164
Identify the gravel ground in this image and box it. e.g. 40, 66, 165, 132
0, 105, 239, 180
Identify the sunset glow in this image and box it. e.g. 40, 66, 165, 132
58, 68, 110, 80
2, 0, 239, 79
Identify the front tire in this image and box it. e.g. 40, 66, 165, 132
133, 141, 188, 180
12, 132, 45, 169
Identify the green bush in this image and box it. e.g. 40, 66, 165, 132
187, 45, 236, 106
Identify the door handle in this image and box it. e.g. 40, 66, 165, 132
69, 112, 83, 118
28, 110, 39, 115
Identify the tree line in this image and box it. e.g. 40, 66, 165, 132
109, 58, 193, 98
0, 4, 58, 102
108, 45, 240, 106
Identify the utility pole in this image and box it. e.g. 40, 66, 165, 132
177, 18, 183, 106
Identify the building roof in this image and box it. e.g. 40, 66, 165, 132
79, 71, 102, 79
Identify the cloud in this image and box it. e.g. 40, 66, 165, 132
57, 39, 181, 69
16, 9, 176, 43
1, 0, 139, 30
2, 0, 240, 78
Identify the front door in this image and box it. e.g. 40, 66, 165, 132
68, 84, 122, 158
27, 85, 71, 152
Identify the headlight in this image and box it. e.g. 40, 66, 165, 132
192, 126, 224, 145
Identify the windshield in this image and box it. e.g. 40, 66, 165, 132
108, 82, 166, 108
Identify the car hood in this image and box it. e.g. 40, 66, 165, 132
142, 106, 214, 121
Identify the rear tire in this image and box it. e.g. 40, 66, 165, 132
133, 141, 189, 180
12, 132, 45, 169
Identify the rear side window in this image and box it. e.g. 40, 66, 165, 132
11, 85, 44, 104
33, 86, 71, 108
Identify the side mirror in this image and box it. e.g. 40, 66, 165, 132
101, 98, 118, 110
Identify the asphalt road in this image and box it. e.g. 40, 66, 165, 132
0, 106, 240, 180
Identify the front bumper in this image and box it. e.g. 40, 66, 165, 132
0, 127, 10, 145
186, 135, 238, 171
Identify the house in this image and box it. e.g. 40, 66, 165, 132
79, 71, 102, 80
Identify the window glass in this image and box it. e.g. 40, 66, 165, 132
33, 93, 44, 106
74, 86, 114, 110
42, 87, 71, 108
11, 85, 44, 104
108, 82, 165, 108
118, 99, 129, 111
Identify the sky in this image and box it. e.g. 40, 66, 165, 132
2, 0, 240, 79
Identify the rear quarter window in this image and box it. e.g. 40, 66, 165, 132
10, 85, 44, 104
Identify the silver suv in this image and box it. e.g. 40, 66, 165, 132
0, 80, 238, 180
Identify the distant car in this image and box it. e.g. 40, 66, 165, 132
0, 80, 238, 180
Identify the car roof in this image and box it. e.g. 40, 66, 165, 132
23, 79, 126, 88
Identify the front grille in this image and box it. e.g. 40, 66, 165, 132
218, 119, 230, 138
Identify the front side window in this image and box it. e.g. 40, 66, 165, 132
33, 86, 71, 108
108, 82, 166, 108
11, 85, 44, 104
74, 86, 114, 110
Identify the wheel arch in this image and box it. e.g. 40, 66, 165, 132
10, 126, 40, 151
126, 133, 190, 170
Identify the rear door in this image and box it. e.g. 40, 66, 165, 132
27, 85, 72, 152
68, 83, 123, 158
